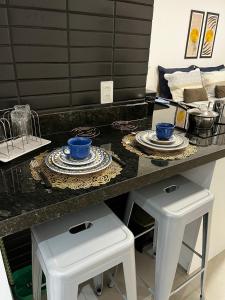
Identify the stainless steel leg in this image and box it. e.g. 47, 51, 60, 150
151, 220, 158, 256
93, 274, 104, 296
123, 197, 135, 226
107, 267, 118, 288
108, 198, 135, 289
200, 213, 211, 300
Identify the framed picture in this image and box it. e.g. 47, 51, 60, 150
185, 10, 205, 59
175, 105, 188, 129
200, 12, 219, 58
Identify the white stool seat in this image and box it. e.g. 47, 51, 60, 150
127, 175, 214, 300
32, 203, 137, 300
131, 175, 212, 220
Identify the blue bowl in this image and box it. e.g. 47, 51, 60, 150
156, 123, 175, 140
64, 137, 92, 160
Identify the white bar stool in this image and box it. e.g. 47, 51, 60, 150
31, 203, 137, 300
0, 249, 13, 300
126, 175, 214, 300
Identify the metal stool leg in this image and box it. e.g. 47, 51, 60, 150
107, 267, 118, 288
32, 238, 42, 300
107, 198, 134, 289
93, 274, 104, 296
200, 212, 212, 300
96, 198, 135, 295
47, 277, 78, 300
124, 198, 135, 226
153, 221, 158, 255
123, 250, 137, 300
154, 219, 185, 300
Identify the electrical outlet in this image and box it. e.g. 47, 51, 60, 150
101, 81, 113, 104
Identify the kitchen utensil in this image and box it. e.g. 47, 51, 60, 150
112, 121, 138, 132
38, 170, 52, 191
156, 123, 175, 140
213, 99, 225, 135
30, 160, 52, 192
71, 127, 100, 138
134, 142, 153, 155
111, 153, 126, 167
187, 109, 219, 130
63, 137, 92, 160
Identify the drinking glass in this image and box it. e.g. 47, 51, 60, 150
11, 105, 32, 141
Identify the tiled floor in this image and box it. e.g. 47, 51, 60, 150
42, 249, 225, 300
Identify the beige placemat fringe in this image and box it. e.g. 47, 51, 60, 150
30, 151, 122, 190
122, 134, 197, 161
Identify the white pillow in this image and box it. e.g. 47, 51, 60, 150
164, 68, 203, 102
201, 70, 225, 98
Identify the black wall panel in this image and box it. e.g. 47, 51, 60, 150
0, 0, 154, 111
70, 14, 114, 32
9, 8, 67, 28
0, 64, 15, 80
11, 28, 68, 46
0, 27, 10, 44
68, 0, 114, 15
0, 8, 7, 25
0, 47, 12, 62
8, 0, 66, 10
17, 63, 69, 79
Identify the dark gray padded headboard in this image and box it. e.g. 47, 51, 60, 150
0, 0, 154, 111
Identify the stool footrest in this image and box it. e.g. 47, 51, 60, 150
108, 272, 127, 300
170, 268, 205, 296
139, 268, 205, 298
134, 226, 155, 240
182, 241, 202, 259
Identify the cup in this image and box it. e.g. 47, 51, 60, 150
11, 105, 32, 141
63, 137, 92, 160
156, 123, 175, 140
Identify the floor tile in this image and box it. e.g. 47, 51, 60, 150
40, 249, 225, 300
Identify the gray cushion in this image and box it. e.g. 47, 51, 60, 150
215, 85, 225, 98
183, 88, 208, 103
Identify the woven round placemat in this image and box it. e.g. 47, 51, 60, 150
30, 151, 122, 190
122, 134, 197, 160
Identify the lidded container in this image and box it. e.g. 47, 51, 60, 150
187, 108, 219, 130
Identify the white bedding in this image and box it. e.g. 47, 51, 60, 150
180, 97, 225, 109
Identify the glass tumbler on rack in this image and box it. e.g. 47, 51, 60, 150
10, 105, 32, 142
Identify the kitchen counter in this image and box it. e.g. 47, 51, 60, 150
0, 116, 225, 237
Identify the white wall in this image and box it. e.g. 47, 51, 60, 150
146, 0, 225, 91
145, 0, 225, 272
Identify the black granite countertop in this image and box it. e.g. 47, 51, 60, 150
1, 114, 225, 237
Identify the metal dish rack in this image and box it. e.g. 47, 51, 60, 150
0, 108, 51, 162
187, 123, 225, 146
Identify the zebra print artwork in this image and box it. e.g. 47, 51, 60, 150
200, 12, 219, 58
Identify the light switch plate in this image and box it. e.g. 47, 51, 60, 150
101, 81, 113, 104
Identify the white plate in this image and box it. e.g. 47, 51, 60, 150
141, 131, 184, 148
45, 147, 112, 175
59, 147, 97, 166
51, 147, 104, 171
148, 131, 175, 145
136, 131, 189, 152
